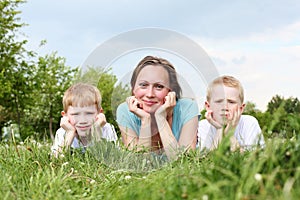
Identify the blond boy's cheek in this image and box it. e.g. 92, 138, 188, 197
68, 117, 76, 126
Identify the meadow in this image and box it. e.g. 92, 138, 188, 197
1, 134, 299, 200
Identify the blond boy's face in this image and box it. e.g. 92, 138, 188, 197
64, 105, 99, 137
206, 84, 245, 125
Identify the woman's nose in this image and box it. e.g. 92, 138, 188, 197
146, 86, 155, 97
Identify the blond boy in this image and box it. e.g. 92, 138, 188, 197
51, 83, 117, 157
197, 75, 265, 151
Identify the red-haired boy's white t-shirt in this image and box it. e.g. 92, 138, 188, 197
197, 115, 265, 151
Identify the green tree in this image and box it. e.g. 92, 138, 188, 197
267, 95, 284, 114
243, 101, 261, 116
0, 0, 35, 138
265, 95, 300, 138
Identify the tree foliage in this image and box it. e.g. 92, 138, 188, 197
0, 0, 35, 137
0, 1, 79, 140
265, 95, 300, 138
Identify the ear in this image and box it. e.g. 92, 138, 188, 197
204, 101, 210, 110
240, 103, 246, 113
61, 111, 65, 116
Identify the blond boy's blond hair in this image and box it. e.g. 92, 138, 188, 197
62, 83, 102, 113
206, 75, 244, 103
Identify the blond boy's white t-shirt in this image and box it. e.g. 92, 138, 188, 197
51, 123, 117, 153
197, 115, 265, 151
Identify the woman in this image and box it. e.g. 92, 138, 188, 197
116, 56, 199, 159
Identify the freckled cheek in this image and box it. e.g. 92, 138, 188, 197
225, 105, 238, 116
212, 103, 224, 110
156, 91, 169, 104
68, 116, 77, 125
133, 88, 144, 99
85, 114, 97, 123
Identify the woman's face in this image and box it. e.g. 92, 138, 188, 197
133, 65, 170, 113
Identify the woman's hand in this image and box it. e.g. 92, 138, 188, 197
126, 96, 150, 119
155, 91, 176, 119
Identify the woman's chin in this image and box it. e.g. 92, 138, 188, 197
143, 105, 160, 114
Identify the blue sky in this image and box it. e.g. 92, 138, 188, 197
20, 0, 300, 111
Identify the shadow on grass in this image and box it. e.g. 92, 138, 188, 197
88, 140, 170, 173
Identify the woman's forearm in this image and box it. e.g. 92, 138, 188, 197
136, 115, 152, 150
155, 115, 179, 159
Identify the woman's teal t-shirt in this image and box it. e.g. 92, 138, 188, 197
116, 98, 199, 140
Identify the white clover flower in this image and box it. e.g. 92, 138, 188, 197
62, 162, 69, 167
90, 179, 96, 184
37, 143, 43, 148
254, 173, 262, 181
125, 175, 131, 180
202, 194, 209, 200
66, 189, 72, 193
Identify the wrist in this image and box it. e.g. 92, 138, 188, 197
65, 129, 76, 136
141, 115, 151, 127
64, 131, 76, 146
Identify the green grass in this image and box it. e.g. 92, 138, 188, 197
1, 136, 300, 200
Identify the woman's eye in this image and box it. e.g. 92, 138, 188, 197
156, 85, 164, 89
138, 83, 148, 88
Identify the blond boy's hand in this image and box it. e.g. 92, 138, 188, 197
95, 113, 107, 127
60, 116, 76, 134
60, 116, 76, 146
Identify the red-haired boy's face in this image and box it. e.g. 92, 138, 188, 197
206, 84, 244, 125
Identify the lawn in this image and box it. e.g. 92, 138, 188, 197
1, 135, 299, 199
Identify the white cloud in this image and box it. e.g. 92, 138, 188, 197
193, 20, 300, 111
18, 1, 300, 111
